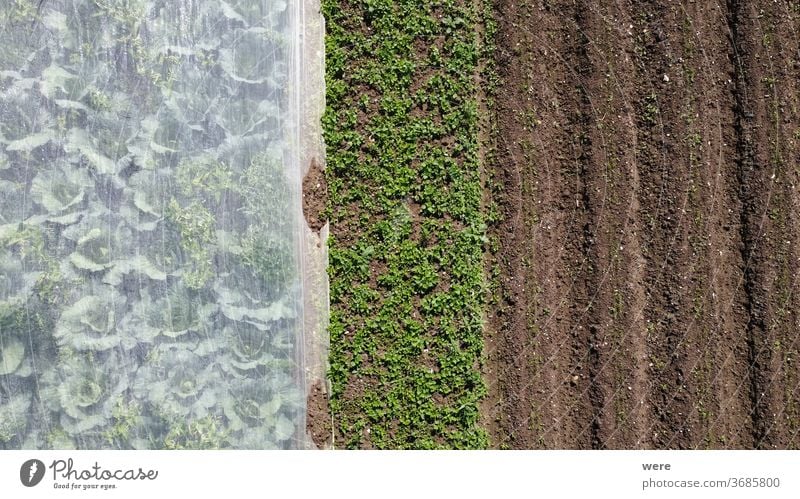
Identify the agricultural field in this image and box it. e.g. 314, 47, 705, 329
3, 0, 798, 453
317, 0, 800, 449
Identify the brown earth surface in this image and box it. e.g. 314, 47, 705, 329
306, 379, 333, 449
486, 0, 800, 449
303, 158, 328, 233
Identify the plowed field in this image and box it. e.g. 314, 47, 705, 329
485, 0, 800, 449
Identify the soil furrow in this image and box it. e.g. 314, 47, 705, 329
676, 0, 754, 448
569, 0, 606, 449
725, 0, 800, 448
570, 1, 646, 449
489, 0, 585, 448
628, 0, 700, 449
725, 0, 768, 448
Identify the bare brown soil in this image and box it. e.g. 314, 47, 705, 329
303, 158, 328, 233
306, 379, 333, 448
487, 0, 800, 449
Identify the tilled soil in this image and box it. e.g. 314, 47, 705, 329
486, 0, 800, 449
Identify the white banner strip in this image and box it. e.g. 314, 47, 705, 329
1, 450, 798, 498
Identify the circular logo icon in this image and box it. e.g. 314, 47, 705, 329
20, 459, 45, 487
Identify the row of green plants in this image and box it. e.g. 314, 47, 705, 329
322, 0, 491, 448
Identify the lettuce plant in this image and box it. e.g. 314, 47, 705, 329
40, 350, 132, 436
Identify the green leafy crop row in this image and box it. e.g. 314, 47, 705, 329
322, 0, 489, 448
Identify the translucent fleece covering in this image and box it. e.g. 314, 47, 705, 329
0, 0, 328, 450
